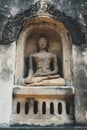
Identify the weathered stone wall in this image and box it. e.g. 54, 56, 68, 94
73, 44, 87, 124
0, 0, 87, 125
0, 43, 16, 124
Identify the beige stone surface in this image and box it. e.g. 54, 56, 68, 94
13, 85, 74, 95
0, 42, 16, 124
11, 98, 74, 125
11, 86, 74, 125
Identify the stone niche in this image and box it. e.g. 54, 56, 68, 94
12, 16, 74, 125
15, 17, 72, 85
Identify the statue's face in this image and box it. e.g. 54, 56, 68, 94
38, 38, 47, 50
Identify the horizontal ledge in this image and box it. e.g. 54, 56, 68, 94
1, 126, 87, 130
13, 94, 74, 99
13, 85, 74, 95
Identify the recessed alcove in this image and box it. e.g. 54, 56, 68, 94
24, 28, 63, 78
15, 16, 72, 86
0, 0, 86, 126
11, 16, 74, 125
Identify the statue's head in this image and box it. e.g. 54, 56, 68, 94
37, 37, 49, 51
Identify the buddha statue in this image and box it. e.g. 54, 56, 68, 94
22, 37, 65, 86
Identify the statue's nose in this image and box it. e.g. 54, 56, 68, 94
41, 43, 44, 46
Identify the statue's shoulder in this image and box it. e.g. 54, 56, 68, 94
29, 52, 39, 57
49, 52, 57, 57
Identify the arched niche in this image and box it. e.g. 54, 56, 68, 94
15, 16, 72, 86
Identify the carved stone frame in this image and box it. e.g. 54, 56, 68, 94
15, 16, 72, 86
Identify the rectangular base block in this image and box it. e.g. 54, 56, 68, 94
11, 86, 74, 126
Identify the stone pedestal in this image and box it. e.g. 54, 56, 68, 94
11, 86, 74, 126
